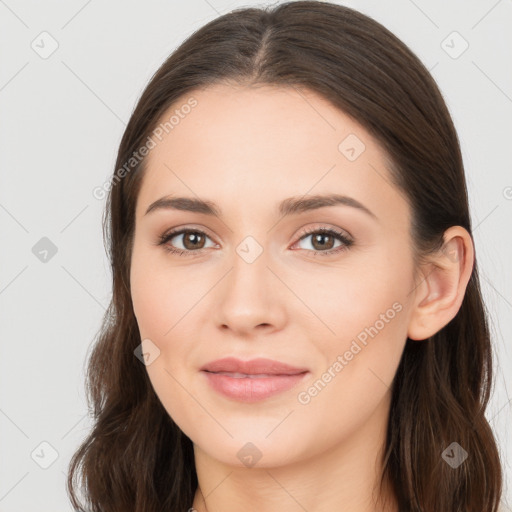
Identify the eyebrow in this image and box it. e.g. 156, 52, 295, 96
144, 193, 377, 220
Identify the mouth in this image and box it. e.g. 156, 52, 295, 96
201, 369, 309, 402
203, 370, 306, 378
200, 356, 309, 376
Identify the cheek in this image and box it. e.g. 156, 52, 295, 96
130, 246, 192, 339
130, 249, 204, 397
298, 255, 409, 339
130, 268, 168, 339
130, 252, 197, 429
295, 254, 411, 395
291, 287, 407, 449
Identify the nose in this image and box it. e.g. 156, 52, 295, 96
212, 246, 287, 337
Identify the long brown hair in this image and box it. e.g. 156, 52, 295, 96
66, 1, 503, 510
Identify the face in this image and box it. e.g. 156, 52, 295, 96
130, 83, 418, 468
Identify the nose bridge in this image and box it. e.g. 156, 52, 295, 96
234, 233, 266, 266
213, 230, 285, 333
227, 232, 271, 301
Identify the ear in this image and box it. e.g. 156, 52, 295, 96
407, 226, 475, 341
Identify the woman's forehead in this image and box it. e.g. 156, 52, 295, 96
135, 85, 409, 231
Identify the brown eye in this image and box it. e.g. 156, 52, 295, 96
310, 232, 336, 251
294, 227, 354, 256
158, 228, 216, 255
181, 231, 206, 250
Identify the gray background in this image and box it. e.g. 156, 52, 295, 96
0, 0, 511, 510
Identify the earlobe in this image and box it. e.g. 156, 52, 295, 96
407, 227, 474, 341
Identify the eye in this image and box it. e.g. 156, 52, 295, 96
157, 228, 217, 256
292, 226, 353, 257
156, 225, 354, 257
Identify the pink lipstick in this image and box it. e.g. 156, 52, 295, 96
200, 357, 309, 403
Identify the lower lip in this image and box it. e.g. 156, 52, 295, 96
201, 371, 309, 403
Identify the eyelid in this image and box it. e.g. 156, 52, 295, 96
160, 224, 218, 242
295, 223, 353, 242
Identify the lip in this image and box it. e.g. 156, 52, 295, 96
200, 357, 310, 403
200, 357, 308, 375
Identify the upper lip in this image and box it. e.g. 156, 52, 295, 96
200, 357, 308, 375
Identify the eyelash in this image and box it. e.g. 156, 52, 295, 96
156, 226, 354, 258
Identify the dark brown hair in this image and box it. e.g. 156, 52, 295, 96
67, 1, 503, 510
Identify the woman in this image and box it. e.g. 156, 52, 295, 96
67, 1, 504, 511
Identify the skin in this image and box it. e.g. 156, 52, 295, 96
129, 83, 474, 512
